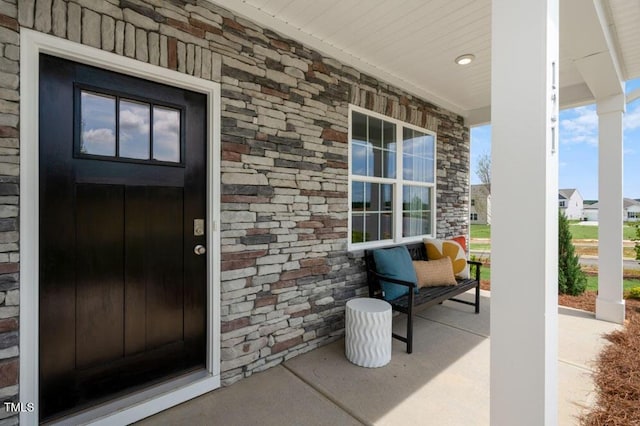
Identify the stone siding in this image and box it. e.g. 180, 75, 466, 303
2, 0, 469, 420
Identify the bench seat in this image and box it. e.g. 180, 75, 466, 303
364, 241, 481, 353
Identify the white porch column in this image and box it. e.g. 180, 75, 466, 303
491, 0, 558, 424
596, 94, 625, 324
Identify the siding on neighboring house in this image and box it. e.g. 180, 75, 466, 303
5, 0, 471, 418
559, 188, 583, 220
626, 203, 640, 222
470, 184, 490, 225
583, 206, 599, 222
579, 198, 640, 222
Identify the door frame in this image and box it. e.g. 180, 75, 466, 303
20, 29, 221, 425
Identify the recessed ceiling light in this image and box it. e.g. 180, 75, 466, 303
455, 54, 475, 65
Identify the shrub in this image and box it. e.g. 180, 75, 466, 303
558, 211, 587, 295
628, 287, 640, 300
633, 222, 640, 263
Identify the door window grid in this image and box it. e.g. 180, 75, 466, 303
78, 88, 183, 165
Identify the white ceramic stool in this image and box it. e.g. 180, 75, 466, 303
345, 298, 392, 368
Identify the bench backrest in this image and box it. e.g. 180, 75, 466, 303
363, 242, 427, 298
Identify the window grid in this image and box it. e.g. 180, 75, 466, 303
349, 106, 436, 249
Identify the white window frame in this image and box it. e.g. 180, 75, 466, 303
348, 105, 437, 251
471, 213, 478, 221
559, 200, 566, 207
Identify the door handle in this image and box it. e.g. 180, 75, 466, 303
194, 245, 206, 255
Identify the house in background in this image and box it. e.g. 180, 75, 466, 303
581, 198, 640, 222
472, 186, 584, 224
627, 199, 640, 222
583, 202, 600, 221
470, 184, 491, 225
559, 188, 583, 220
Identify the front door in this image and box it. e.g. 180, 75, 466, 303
38, 54, 208, 421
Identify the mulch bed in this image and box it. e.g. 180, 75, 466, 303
480, 280, 640, 425
580, 302, 640, 425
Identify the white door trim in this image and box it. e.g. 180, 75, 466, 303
19, 29, 221, 425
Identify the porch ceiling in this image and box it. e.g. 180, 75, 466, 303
211, 0, 639, 124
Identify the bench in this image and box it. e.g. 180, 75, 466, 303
364, 242, 482, 354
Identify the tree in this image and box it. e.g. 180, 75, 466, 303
472, 153, 491, 223
633, 222, 640, 263
558, 211, 587, 295
476, 153, 491, 191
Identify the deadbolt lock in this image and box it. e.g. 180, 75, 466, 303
194, 219, 205, 236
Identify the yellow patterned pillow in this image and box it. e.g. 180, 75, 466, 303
423, 238, 469, 279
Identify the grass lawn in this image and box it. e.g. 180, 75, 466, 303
472, 223, 637, 240
470, 224, 490, 239
585, 275, 640, 292
476, 264, 640, 293
569, 223, 637, 240
479, 266, 490, 282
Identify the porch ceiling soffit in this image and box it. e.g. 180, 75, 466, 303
560, 0, 624, 101
209, 0, 628, 126
209, 0, 470, 117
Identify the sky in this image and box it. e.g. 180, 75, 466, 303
471, 78, 640, 201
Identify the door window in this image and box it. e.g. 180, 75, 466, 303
77, 88, 183, 164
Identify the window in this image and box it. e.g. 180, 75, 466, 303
349, 107, 436, 248
559, 200, 566, 207
470, 213, 478, 221
628, 211, 640, 219
77, 89, 182, 164
471, 199, 476, 206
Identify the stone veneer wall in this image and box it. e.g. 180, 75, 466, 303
0, 0, 469, 421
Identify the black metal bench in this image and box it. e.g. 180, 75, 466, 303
364, 242, 482, 354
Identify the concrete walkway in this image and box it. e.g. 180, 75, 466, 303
139, 291, 620, 426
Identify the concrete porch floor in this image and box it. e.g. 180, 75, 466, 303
139, 291, 621, 425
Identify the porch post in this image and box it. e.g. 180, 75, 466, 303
596, 94, 625, 324
491, 0, 559, 424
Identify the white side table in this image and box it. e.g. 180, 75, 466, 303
345, 298, 392, 368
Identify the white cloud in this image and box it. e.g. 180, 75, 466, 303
82, 128, 115, 155
120, 105, 150, 141
559, 106, 598, 146
153, 108, 180, 162
83, 128, 113, 144
624, 103, 640, 131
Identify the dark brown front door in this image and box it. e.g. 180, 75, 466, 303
38, 54, 208, 421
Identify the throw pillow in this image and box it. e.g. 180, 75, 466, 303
451, 235, 467, 252
413, 257, 457, 287
373, 246, 418, 301
423, 237, 470, 279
